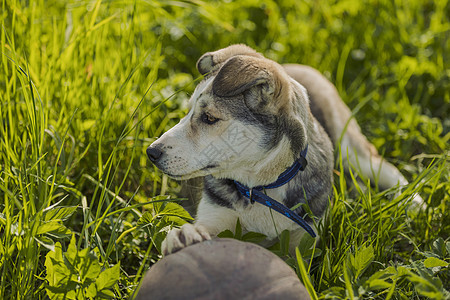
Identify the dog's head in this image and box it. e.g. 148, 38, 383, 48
147, 45, 312, 185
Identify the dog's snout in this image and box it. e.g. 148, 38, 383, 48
147, 146, 163, 162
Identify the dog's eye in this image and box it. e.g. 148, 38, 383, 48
201, 112, 220, 125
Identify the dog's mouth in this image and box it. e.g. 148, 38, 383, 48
163, 164, 218, 180
201, 164, 218, 171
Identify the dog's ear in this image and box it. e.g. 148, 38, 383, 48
212, 56, 286, 111
212, 56, 274, 97
196, 44, 263, 75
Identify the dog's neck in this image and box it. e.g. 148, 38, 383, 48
216, 136, 298, 188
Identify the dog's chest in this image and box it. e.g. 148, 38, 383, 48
234, 189, 299, 239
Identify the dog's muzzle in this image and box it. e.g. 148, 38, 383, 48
147, 146, 163, 162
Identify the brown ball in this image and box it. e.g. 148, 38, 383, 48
136, 238, 311, 300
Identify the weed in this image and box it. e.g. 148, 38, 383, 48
1, 0, 448, 299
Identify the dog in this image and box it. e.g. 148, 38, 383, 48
147, 44, 420, 256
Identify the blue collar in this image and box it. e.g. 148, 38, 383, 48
234, 145, 316, 237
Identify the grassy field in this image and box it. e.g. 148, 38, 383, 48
1, 0, 449, 299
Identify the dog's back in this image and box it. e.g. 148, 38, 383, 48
284, 64, 416, 193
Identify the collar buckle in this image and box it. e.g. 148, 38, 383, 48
249, 188, 255, 204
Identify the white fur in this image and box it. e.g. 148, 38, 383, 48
154, 46, 423, 256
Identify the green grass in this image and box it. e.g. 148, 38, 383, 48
1, 0, 449, 299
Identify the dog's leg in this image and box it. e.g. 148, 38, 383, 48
162, 199, 239, 256
161, 223, 211, 256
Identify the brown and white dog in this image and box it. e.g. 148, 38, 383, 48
147, 44, 420, 255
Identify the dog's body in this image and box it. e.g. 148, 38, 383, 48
147, 45, 418, 255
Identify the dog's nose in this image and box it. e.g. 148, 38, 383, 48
147, 146, 163, 162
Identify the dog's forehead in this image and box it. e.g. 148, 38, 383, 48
189, 76, 214, 107
189, 75, 234, 111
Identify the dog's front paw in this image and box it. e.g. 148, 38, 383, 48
161, 223, 211, 256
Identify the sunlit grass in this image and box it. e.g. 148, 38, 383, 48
1, 0, 448, 299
